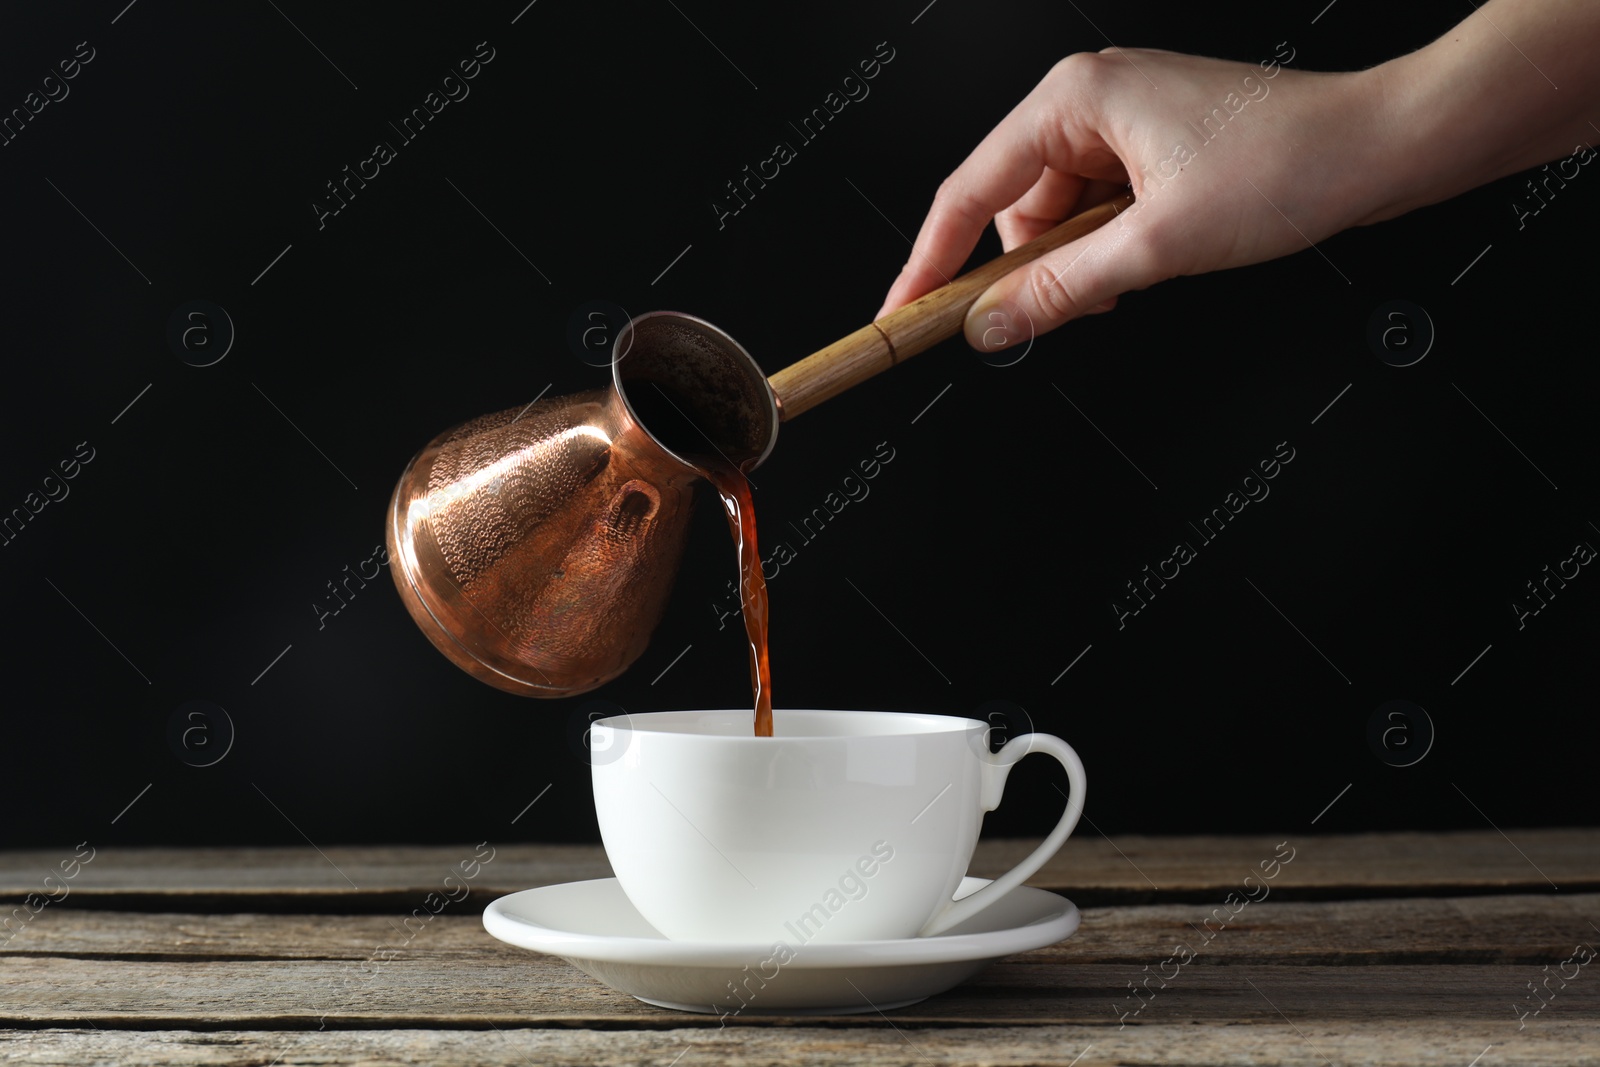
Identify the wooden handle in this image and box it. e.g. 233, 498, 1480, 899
768, 192, 1135, 421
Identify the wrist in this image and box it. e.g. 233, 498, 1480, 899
1326, 62, 1421, 229
1347, 19, 1589, 227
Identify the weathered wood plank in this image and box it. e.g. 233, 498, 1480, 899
1, 1023, 1596, 1067
0, 957, 1592, 1028
2, 894, 1595, 967
1, 830, 1594, 909
1068, 891, 1600, 965
3, 834, 1587, 1064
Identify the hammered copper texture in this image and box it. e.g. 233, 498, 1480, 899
386, 312, 778, 698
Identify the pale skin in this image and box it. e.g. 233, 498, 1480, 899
876, 0, 1600, 351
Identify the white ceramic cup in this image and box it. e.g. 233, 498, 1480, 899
590, 709, 1086, 944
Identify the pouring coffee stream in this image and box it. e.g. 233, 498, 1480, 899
386, 194, 1134, 722
703, 462, 773, 737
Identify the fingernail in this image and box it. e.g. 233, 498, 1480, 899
966, 297, 1027, 352
1089, 299, 1115, 314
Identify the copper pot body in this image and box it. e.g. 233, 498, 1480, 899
386, 313, 778, 697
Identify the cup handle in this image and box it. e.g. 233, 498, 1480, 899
916, 732, 1086, 937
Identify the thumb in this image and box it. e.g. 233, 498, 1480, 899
962, 212, 1160, 352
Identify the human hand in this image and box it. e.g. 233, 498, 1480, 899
875, 48, 1391, 352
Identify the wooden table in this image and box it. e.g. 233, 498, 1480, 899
3, 830, 1597, 1065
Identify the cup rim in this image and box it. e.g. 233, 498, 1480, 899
592, 708, 985, 740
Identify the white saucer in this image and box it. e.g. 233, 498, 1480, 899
482, 876, 1079, 1014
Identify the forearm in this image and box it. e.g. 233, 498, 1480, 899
879, 1, 1598, 341
1363, 0, 1600, 223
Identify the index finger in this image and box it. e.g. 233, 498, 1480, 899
876, 58, 1114, 317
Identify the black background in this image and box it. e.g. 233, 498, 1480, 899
2, 0, 1594, 851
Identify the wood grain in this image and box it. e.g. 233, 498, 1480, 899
4, 830, 1592, 911
2, 897, 1595, 1030
2, 955, 1594, 1028
768, 194, 1136, 419
3, 1023, 1596, 1067
2, 894, 1594, 966
2, 833, 1593, 1066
